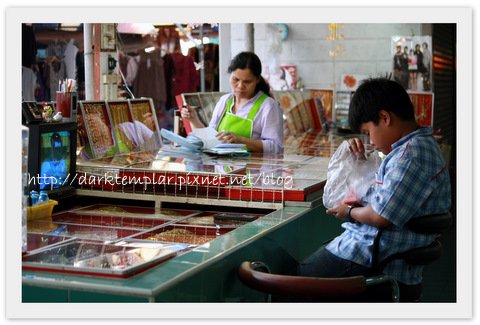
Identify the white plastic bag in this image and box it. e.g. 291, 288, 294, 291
322, 140, 382, 209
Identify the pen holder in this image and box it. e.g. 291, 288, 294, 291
56, 91, 77, 121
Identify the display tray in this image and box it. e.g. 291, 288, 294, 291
22, 240, 179, 278
31, 223, 142, 242
130, 224, 232, 245
175, 211, 262, 228
52, 213, 172, 229
67, 204, 197, 220
25, 233, 75, 254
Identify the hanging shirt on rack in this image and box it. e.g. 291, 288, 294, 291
47, 39, 67, 60
47, 58, 66, 100
172, 52, 199, 96
125, 54, 140, 87
64, 39, 79, 79
132, 49, 167, 111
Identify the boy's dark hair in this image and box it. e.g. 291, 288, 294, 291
228, 51, 272, 97
348, 77, 415, 132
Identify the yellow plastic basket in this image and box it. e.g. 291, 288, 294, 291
27, 199, 58, 221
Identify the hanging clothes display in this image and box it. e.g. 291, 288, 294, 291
156, 26, 201, 107
187, 45, 219, 92
46, 39, 67, 60
203, 43, 219, 91
162, 53, 176, 109
125, 54, 140, 90
172, 51, 199, 99
63, 39, 79, 79
35, 62, 49, 101
47, 57, 66, 100
132, 48, 167, 127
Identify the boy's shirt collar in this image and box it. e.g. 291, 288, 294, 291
391, 126, 433, 150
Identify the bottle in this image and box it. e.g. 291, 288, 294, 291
38, 190, 49, 204
30, 190, 39, 206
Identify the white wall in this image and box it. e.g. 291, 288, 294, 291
221, 23, 427, 91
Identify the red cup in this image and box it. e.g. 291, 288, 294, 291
56, 91, 74, 118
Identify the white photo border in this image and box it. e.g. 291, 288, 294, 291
5, 6, 472, 320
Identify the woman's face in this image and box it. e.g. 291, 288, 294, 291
229, 68, 259, 100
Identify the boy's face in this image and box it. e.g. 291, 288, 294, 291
360, 121, 393, 155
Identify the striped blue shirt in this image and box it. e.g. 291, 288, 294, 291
326, 127, 451, 284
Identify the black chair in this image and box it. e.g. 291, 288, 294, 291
238, 212, 452, 302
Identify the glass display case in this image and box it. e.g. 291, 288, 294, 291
334, 90, 354, 130
23, 240, 180, 278
23, 204, 269, 277
25, 232, 75, 254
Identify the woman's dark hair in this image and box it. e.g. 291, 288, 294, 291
348, 77, 415, 132
228, 51, 272, 97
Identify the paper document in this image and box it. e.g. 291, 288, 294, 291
160, 129, 202, 151
190, 127, 222, 149
160, 128, 249, 156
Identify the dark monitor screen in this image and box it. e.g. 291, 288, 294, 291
39, 131, 71, 190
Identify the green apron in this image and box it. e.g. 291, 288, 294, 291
217, 93, 268, 138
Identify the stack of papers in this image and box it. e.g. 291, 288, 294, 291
203, 143, 248, 155
161, 128, 249, 156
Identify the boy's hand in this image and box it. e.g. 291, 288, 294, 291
348, 138, 365, 154
326, 204, 348, 220
348, 138, 367, 160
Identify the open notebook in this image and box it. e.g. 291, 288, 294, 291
160, 128, 249, 156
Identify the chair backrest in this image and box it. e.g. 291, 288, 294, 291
376, 239, 443, 271
406, 212, 452, 234
373, 211, 452, 273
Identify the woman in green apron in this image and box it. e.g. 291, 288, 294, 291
181, 52, 283, 153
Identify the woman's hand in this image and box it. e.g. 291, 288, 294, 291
180, 105, 198, 121
216, 131, 242, 144
180, 105, 204, 128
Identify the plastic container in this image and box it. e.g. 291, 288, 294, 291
27, 199, 58, 221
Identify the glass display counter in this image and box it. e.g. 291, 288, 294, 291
23, 204, 343, 302
74, 150, 331, 210
22, 150, 345, 302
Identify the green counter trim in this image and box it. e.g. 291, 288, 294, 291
24, 205, 332, 301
